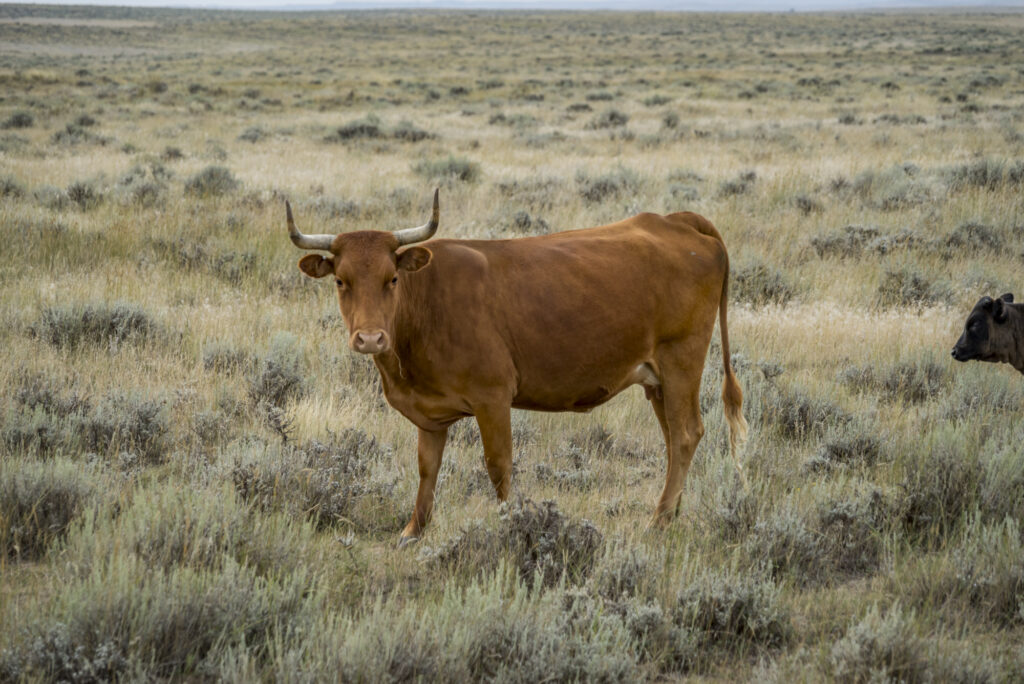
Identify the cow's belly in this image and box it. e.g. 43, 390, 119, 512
512, 360, 659, 412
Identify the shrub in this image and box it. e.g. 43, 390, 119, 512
586, 108, 629, 129
898, 444, 982, 546
945, 158, 1012, 192
245, 332, 306, 407
75, 391, 170, 465
129, 181, 164, 208
0, 459, 95, 560
674, 567, 791, 662
66, 180, 102, 210
391, 119, 432, 142
412, 156, 480, 183
810, 225, 881, 259
943, 220, 1004, 253
591, 542, 661, 600
33, 185, 70, 211
0, 174, 25, 199
805, 426, 883, 472
494, 208, 549, 235
534, 461, 596, 492
793, 194, 823, 215
875, 268, 951, 308
3, 379, 168, 464
305, 573, 639, 682
161, 145, 184, 161
62, 484, 316, 578
202, 341, 252, 373
419, 498, 603, 588
718, 170, 757, 198
325, 115, 384, 142
849, 165, 931, 211
31, 301, 157, 350
51, 123, 107, 146
830, 605, 931, 684
743, 506, 822, 584
575, 166, 641, 204
839, 357, 948, 403
813, 488, 891, 579
184, 165, 240, 197
1, 110, 33, 129
494, 175, 565, 209
643, 94, 672, 106
761, 384, 848, 440
942, 371, 1024, 422
0, 558, 319, 682
700, 485, 759, 542
237, 126, 265, 143
730, 261, 795, 306
949, 517, 1024, 627
231, 429, 399, 531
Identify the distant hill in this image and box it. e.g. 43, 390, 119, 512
18, 0, 1024, 12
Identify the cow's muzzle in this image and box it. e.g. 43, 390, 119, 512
352, 329, 390, 354
951, 346, 970, 362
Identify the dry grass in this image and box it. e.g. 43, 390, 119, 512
1, 4, 1023, 680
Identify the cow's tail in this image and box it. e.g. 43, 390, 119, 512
719, 264, 750, 490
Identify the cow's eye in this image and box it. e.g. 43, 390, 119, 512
335, 279, 345, 289
391, 275, 398, 285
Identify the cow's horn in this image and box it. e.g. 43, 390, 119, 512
393, 189, 439, 246
286, 201, 334, 251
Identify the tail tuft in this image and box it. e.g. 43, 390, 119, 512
718, 254, 749, 490
722, 370, 749, 490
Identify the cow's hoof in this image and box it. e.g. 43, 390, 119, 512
397, 535, 420, 549
644, 515, 671, 533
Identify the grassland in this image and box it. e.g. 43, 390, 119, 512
1, 3, 1023, 680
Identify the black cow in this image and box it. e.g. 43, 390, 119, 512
951, 293, 1024, 375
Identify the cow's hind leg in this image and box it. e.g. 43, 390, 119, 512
475, 403, 514, 501
650, 341, 708, 527
399, 426, 448, 548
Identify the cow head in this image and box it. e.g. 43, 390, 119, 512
288, 189, 439, 355
951, 293, 1014, 363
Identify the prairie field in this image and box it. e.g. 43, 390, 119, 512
2, 3, 1024, 681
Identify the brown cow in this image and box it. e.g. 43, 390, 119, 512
287, 190, 748, 546
952, 293, 1024, 375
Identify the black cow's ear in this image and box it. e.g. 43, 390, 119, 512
978, 296, 994, 311
993, 297, 1009, 324
999, 293, 1014, 303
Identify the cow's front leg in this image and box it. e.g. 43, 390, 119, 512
399, 426, 448, 548
475, 404, 513, 501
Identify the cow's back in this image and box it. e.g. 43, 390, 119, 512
403, 212, 728, 411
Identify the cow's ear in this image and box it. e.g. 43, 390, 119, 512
978, 296, 994, 311
993, 297, 1009, 324
298, 254, 334, 278
397, 246, 432, 272
999, 292, 1014, 303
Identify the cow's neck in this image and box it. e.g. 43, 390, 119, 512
371, 291, 435, 393
1010, 305, 1024, 375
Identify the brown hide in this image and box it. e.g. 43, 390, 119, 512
381, 213, 727, 421
292, 204, 748, 545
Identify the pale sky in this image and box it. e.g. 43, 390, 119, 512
11, 0, 1024, 9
